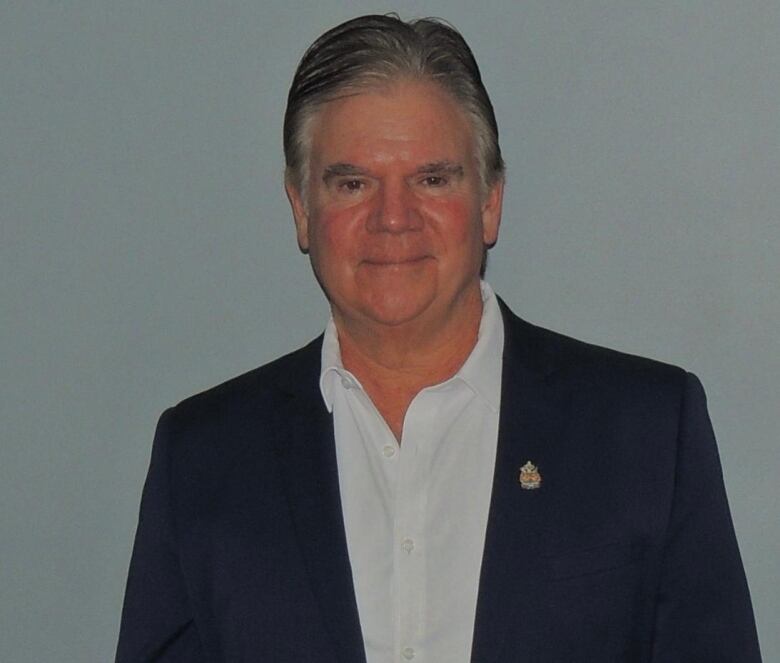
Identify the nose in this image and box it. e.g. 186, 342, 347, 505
367, 180, 422, 234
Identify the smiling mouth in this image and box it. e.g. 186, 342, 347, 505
362, 255, 431, 266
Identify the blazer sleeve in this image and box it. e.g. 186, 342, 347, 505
116, 408, 205, 662
650, 373, 761, 662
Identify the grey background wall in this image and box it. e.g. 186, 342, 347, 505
1, 1, 777, 660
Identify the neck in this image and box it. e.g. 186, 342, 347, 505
333, 285, 484, 439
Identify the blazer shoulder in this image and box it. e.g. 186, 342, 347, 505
163, 335, 322, 433
501, 301, 689, 394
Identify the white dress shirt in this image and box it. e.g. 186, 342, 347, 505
320, 282, 504, 663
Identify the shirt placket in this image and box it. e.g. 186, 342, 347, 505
393, 395, 431, 662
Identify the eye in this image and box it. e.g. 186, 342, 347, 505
337, 179, 366, 193
421, 175, 447, 187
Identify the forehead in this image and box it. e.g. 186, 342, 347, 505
308, 80, 476, 168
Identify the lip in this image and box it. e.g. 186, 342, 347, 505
361, 255, 431, 266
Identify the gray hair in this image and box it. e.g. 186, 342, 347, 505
283, 14, 505, 197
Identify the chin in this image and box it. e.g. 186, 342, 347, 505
352, 261, 441, 321
358, 291, 436, 328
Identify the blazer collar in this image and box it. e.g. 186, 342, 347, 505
272, 303, 570, 663
471, 300, 572, 662
272, 336, 367, 663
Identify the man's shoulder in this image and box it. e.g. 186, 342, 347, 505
500, 300, 689, 395
164, 334, 323, 431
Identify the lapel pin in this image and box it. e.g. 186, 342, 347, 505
518, 461, 542, 490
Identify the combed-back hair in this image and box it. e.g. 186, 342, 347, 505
283, 14, 505, 195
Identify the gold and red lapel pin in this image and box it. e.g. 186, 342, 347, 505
518, 461, 542, 490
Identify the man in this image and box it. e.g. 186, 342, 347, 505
116, 14, 761, 662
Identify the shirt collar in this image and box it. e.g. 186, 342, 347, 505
320, 317, 346, 412
319, 281, 504, 413
456, 281, 503, 412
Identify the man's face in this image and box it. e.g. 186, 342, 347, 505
286, 79, 503, 333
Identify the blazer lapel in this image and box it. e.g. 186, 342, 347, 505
471, 303, 572, 663
270, 309, 572, 663
272, 339, 367, 663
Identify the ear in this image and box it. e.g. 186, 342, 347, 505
481, 178, 504, 248
284, 179, 310, 253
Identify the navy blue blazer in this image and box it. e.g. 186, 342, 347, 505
117, 302, 761, 662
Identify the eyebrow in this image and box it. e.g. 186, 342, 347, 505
414, 161, 465, 177
322, 163, 370, 183
322, 161, 465, 183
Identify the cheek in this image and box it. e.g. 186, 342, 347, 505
308, 209, 362, 269
423, 198, 484, 250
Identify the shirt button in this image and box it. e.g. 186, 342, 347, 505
401, 538, 415, 554
382, 444, 396, 458
340, 376, 353, 389
402, 647, 415, 660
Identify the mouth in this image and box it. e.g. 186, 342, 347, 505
361, 255, 431, 267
